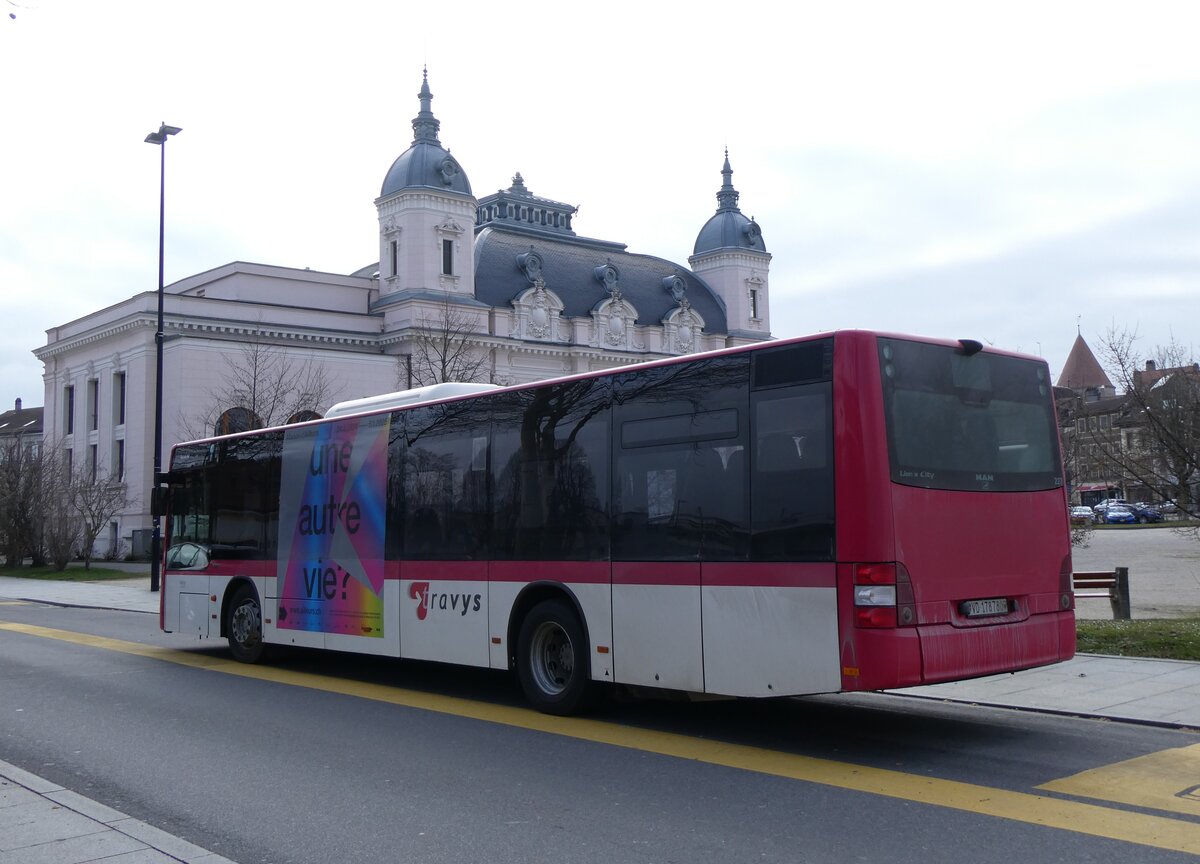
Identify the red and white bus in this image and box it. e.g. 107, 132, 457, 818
160, 330, 1075, 714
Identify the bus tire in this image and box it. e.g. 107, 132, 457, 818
516, 599, 591, 715
226, 584, 265, 664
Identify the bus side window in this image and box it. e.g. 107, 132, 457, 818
611, 355, 749, 562
750, 384, 834, 562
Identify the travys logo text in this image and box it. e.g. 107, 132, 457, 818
409, 582, 482, 620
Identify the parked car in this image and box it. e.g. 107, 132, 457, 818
1100, 506, 1137, 524
1126, 503, 1165, 524
1070, 506, 1095, 525
1093, 498, 1129, 515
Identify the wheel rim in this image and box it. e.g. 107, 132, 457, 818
529, 620, 573, 696
230, 598, 261, 650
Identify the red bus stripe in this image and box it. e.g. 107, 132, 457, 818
613, 562, 699, 586
702, 562, 836, 588
403, 561, 487, 581
489, 561, 609, 584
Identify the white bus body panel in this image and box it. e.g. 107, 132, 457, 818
400, 573, 489, 667
571, 582, 614, 682
177, 592, 211, 637
612, 583, 704, 692
702, 585, 840, 696
163, 573, 213, 637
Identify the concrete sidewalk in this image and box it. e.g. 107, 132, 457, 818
0, 759, 234, 864
0, 575, 159, 614
888, 654, 1200, 728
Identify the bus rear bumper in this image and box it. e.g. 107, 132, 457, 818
917, 610, 1075, 685
842, 610, 1075, 691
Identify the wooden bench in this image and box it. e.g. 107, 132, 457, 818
1072, 567, 1131, 620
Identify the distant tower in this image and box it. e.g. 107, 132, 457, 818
689, 151, 771, 344
376, 69, 477, 305
1057, 332, 1115, 401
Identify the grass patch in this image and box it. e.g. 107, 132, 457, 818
1076, 618, 1200, 661
0, 565, 142, 582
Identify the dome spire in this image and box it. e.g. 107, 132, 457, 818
412, 66, 441, 144
715, 148, 741, 212
380, 68, 472, 197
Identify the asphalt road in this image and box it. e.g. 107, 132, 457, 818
3, 601, 1200, 863
1072, 525, 1200, 618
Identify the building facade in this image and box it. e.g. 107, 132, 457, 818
34, 71, 773, 556
1056, 333, 1199, 509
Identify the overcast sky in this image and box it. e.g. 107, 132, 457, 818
3, 0, 1198, 408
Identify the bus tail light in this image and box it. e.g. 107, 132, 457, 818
1059, 554, 1075, 611
854, 563, 916, 628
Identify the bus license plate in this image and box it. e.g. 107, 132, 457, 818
961, 598, 1009, 618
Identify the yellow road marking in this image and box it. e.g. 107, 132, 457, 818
0, 601, 28, 606
3, 621, 1200, 854
1040, 743, 1200, 817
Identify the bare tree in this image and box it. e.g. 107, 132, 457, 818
1096, 327, 1199, 521
38, 445, 80, 571
42, 504, 80, 572
0, 436, 37, 566
183, 336, 337, 440
401, 296, 491, 388
0, 435, 71, 568
70, 463, 130, 570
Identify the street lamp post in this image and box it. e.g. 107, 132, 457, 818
145, 122, 181, 593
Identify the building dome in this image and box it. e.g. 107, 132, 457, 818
693, 151, 765, 255
380, 70, 472, 198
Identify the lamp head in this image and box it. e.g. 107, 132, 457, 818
144, 123, 182, 145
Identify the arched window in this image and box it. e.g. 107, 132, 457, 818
286, 410, 322, 425
215, 407, 263, 437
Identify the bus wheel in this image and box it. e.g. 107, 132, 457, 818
226, 584, 265, 664
517, 599, 590, 715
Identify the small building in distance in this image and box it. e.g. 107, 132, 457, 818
1057, 332, 1199, 509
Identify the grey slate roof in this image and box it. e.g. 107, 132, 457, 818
370, 71, 730, 337
474, 227, 729, 335
0, 400, 43, 441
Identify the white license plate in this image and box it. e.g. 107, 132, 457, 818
961, 598, 1009, 618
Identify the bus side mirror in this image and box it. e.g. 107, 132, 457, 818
151, 486, 168, 518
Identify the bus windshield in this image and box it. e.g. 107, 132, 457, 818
878, 338, 1063, 493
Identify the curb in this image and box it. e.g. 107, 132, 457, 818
883, 690, 1200, 732
8, 596, 157, 615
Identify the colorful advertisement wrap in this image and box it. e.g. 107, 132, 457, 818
277, 414, 390, 637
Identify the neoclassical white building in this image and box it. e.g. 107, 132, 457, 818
35, 71, 773, 555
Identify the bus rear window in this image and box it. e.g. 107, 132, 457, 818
878, 338, 1063, 492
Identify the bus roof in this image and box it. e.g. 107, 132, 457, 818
324, 383, 501, 419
